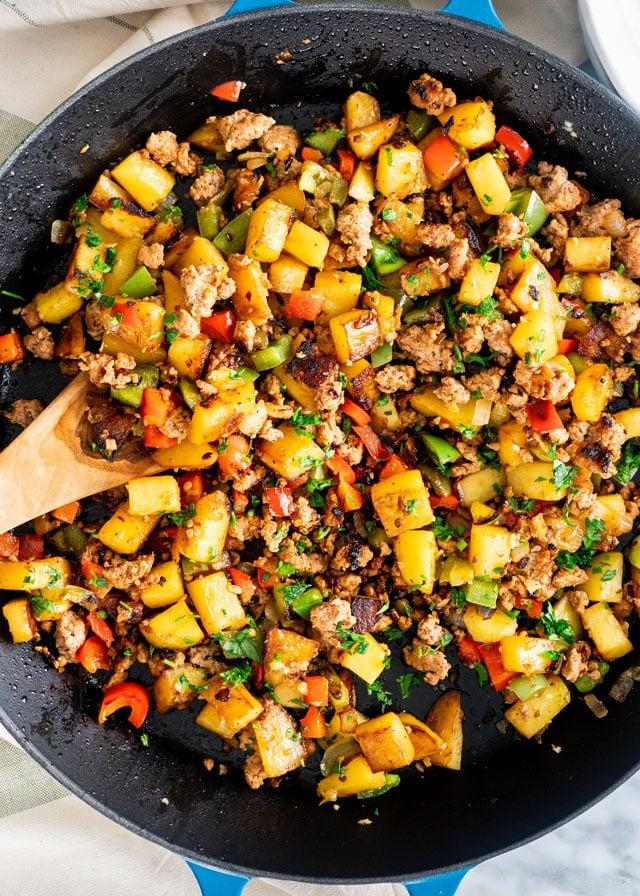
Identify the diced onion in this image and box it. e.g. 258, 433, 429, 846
584, 693, 608, 718
158, 192, 177, 209
472, 399, 492, 426
320, 736, 360, 777
51, 219, 72, 244
609, 666, 640, 703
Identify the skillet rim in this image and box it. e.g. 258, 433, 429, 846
2, 2, 640, 883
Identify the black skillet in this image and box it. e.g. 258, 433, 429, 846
1, 1, 640, 894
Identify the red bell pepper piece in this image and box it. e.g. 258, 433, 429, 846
18, 534, 44, 561
380, 454, 410, 480
513, 595, 544, 619
556, 338, 578, 355
341, 397, 371, 426
283, 289, 324, 321
228, 567, 257, 602
252, 662, 265, 689
423, 134, 464, 182
256, 566, 275, 590
526, 399, 564, 433
112, 302, 141, 329
141, 387, 171, 427
178, 471, 205, 507
336, 478, 364, 512
217, 433, 251, 479
201, 309, 237, 343
301, 146, 323, 163
429, 494, 460, 510
300, 705, 327, 739
458, 636, 482, 665
0, 331, 25, 364
231, 488, 249, 514
549, 266, 562, 285
143, 424, 177, 449
327, 452, 356, 485
477, 643, 516, 691
337, 149, 356, 181
353, 424, 391, 462
495, 125, 533, 168
210, 80, 246, 102
52, 501, 81, 524
0, 532, 19, 559
87, 609, 115, 648
82, 559, 107, 590
98, 681, 150, 729
303, 675, 329, 707
76, 636, 111, 674
264, 486, 295, 518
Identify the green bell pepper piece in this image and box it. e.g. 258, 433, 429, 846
110, 364, 159, 408
180, 557, 213, 579
251, 335, 293, 372
629, 536, 640, 570
298, 164, 348, 206
505, 187, 548, 236
419, 463, 452, 497
290, 587, 325, 620
50, 524, 88, 557
508, 673, 549, 701
196, 203, 224, 240
357, 773, 401, 799
178, 377, 201, 410
213, 209, 252, 255
575, 661, 610, 694
422, 433, 461, 468
121, 265, 156, 299
378, 271, 407, 303
370, 237, 405, 276
367, 526, 391, 550
370, 342, 393, 368
465, 578, 499, 609
305, 128, 345, 157
316, 204, 336, 236
567, 352, 587, 375
406, 109, 435, 142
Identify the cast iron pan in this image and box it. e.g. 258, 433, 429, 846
1, 1, 640, 890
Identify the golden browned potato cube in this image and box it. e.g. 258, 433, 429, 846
140, 597, 205, 650
582, 602, 633, 661
584, 552, 623, 603
370, 469, 434, 537
264, 627, 319, 686
152, 440, 218, 471
245, 198, 295, 264
100, 205, 155, 239
355, 712, 415, 772
0, 558, 71, 592
376, 140, 427, 199
187, 571, 246, 635
468, 523, 512, 578
396, 712, 445, 761
98, 502, 160, 555
253, 702, 307, 778
500, 635, 558, 674
196, 675, 263, 739
140, 560, 185, 609
317, 755, 386, 802
339, 633, 389, 684
345, 91, 381, 131
126, 475, 181, 516
505, 676, 570, 739
437, 100, 495, 150
283, 220, 330, 269
570, 363, 613, 423
111, 150, 176, 211
426, 691, 463, 770
257, 424, 325, 481
564, 236, 611, 272
348, 116, 400, 161
2, 598, 37, 643
315, 270, 362, 322
154, 663, 209, 714
172, 491, 230, 564
227, 254, 273, 325
329, 309, 380, 364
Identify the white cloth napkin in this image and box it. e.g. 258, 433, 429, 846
0, 2, 589, 895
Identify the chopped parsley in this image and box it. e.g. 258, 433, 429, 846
382, 626, 406, 643
167, 503, 197, 527
159, 205, 183, 224
214, 628, 262, 663
275, 561, 296, 578
279, 581, 309, 603
614, 438, 640, 486
29, 594, 57, 617
396, 671, 423, 699
541, 650, 562, 662
474, 663, 489, 686
164, 311, 178, 345
140, 733, 150, 748
507, 496, 535, 514
478, 445, 501, 471
556, 518, 605, 570
306, 476, 332, 509
336, 624, 369, 654
89, 576, 108, 588
367, 680, 392, 710
552, 459, 577, 491
450, 586, 466, 608
221, 662, 253, 687
292, 408, 322, 434
432, 515, 465, 542
541, 603, 576, 644
381, 208, 397, 222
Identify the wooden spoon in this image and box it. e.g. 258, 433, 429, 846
0, 374, 159, 534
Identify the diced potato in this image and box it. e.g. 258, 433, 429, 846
126, 475, 180, 516
458, 259, 500, 306
614, 407, 640, 440
505, 675, 570, 738
100, 205, 155, 239
582, 602, 633, 661
167, 334, 211, 380
253, 703, 307, 778
98, 502, 160, 554
355, 712, 415, 772
466, 153, 511, 214
374, 196, 424, 247
371, 394, 402, 432
553, 593, 584, 639
2, 598, 37, 643
329, 309, 380, 364
468, 524, 512, 578
376, 140, 427, 199
29, 593, 72, 622
315, 270, 362, 321
196, 676, 263, 739
595, 494, 633, 536
438, 556, 474, 586
269, 254, 308, 293
264, 627, 319, 686
500, 635, 557, 674
470, 502, 495, 523
65, 235, 112, 295
400, 259, 450, 296
154, 663, 209, 714
140, 597, 205, 649
187, 571, 246, 635
34, 282, 83, 325
172, 491, 230, 564
317, 755, 386, 802
189, 119, 224, 151
257, 424, 325, 480
507, 462, 568, 502
340, 632, 390, 684
273, 363, 317, 410
426, 691, 463, 770
102, 300, 166, 364
395, 529, 437, 594
171, 236, 228, 276
334, 708, 368, 735
140, 560, 185, 609
362, 290, 396, 339
348, 116, 400, 161
396, 713, 445, 761
89, 172, 134, 210
348, 161, 376, 202
111, 150, 176, 211
271, 679, 306, 709
370, 469, 434, 537
153, 440, 218, 470
550, 354, 575, 381
437, 100, 495, 150
245, 198, 295, 263
0, 558, 71, 593
410, 389, 482, 434
189, 396, 256, 444
457, 467, 506, 507
509, 308, 559, 364
581, 270, 640, 303
570, 363, 613, 422
584, 552, 623, 603
103, 238, 144, 296
258, 182, 306, 214
463, 605, 518, 643
345, 91, 381, 131
284, 221, 330, 268
564, 236, 611, 272
508, 259, 565, 339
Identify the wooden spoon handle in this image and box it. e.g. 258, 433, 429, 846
0, 374, 158, 534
